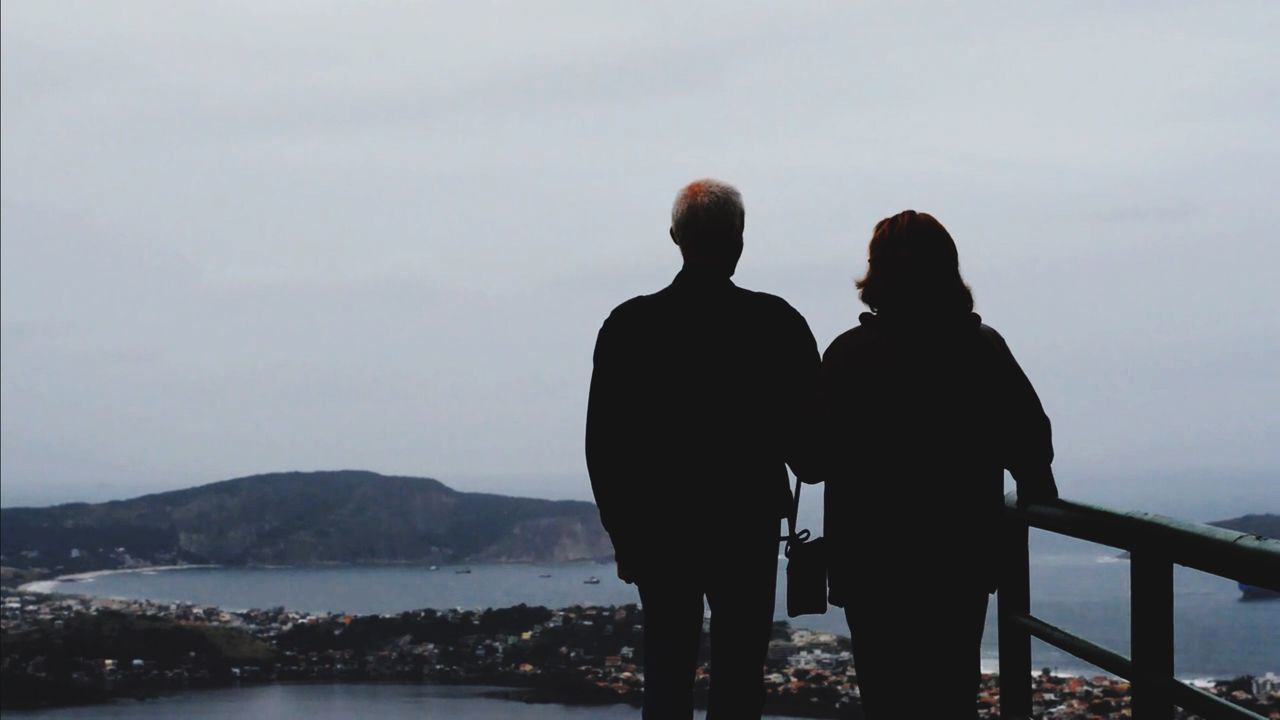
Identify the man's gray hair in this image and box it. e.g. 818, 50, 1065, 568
670, 178, 745, 242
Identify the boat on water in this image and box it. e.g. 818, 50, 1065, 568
583, 576, 601, 585
538, 573, 553, 578
428, 565, 439, 571
455, 568, 472, 575
1239, 582, 1280, 600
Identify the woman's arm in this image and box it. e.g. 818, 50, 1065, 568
982, 326, 1059, 504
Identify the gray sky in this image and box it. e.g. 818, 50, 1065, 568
2, 2, 1277, 520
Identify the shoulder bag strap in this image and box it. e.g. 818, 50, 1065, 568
783, 476, 810, 553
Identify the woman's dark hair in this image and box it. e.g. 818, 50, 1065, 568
856, 210, 974, 316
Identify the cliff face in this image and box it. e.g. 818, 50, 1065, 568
0, 471, 613, 572
470, 516, 613, 563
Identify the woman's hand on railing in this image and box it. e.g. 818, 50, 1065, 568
1015, 485, 1059, 507
1013, 467, 1059, 506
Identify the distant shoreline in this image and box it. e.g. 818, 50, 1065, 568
17, 564, 222, 594
12, 565, 1269, 686
13, 560, 614, 597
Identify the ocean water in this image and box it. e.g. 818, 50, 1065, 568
33, 532, 1279, 679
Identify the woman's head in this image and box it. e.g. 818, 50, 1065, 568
856, 210, 974, 317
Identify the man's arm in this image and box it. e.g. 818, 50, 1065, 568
584, 311, 639, 580
779, 305, 823, 483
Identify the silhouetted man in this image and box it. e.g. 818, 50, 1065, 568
586, 179, 820, 719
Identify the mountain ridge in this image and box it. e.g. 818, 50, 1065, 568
0, 470, 613, 575
1208, 513, 1280, 539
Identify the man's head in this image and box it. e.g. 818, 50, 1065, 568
670, 178, 745, 276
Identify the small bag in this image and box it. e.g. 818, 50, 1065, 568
784, 477, 828, 617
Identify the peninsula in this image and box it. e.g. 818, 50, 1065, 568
0, 471, 613, 579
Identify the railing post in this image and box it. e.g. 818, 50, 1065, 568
1130, 550, 1174, 718
999, 516, 1032, 719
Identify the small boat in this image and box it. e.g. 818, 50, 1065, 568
583, 576, 601, 585
428, 565, 439, 571
455, 568, 472, 574
538, 573, 553, 578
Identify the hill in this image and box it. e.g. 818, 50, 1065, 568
0, 471, 612, 574
1209, 513, 1280, 539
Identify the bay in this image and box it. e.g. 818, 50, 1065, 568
34, 532, 1279, 679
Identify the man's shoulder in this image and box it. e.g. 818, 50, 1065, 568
595, 291, 671, 346
602, 291, 662, 325
733, 286, 807, 325
601, 283, 807, 330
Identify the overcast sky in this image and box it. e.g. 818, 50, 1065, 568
2, 2, 1277, 520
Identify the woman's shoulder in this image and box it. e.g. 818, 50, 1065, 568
822, 313, 880, 363
974, 319, 1012, 350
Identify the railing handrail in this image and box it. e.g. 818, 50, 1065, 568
1004, 493, 1280, 592
998, 493, 1280, 720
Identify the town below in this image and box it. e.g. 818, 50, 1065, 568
2, 591, 1276, 718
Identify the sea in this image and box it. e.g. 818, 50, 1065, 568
12, 530, 1278, 719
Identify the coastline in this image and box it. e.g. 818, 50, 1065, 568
17, 564, 222, 595
15, 561, 1276, 683
12, 559, 615, 596
15, 559, 615, 591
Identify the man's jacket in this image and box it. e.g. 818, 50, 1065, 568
585, 268, 820, 562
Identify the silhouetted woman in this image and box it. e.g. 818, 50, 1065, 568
819, 211, 1058, 719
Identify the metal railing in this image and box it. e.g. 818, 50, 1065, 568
998, 493, 1280, 720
